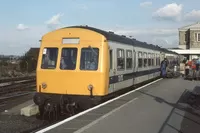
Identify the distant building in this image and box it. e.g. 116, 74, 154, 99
169, 22, 200, 60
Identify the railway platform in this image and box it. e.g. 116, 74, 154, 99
37, 78, 200, 133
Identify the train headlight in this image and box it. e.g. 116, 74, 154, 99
41, 82, 47, 89
88, 84, 93, 91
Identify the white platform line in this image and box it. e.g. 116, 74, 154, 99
36, 78, 162, 133
74, 97, 138, 133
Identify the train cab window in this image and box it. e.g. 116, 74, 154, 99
138, 52, 142, 68
41, 48, 58, 69
110, 50, 113, 70
126, 50, 132, 69
143, 52, 147, 67
60, 48, 77, 70
117, 49, 125, 70
80, 47, 99, 70
148, 53, 151, 66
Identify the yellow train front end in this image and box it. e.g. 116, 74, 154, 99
33, 27, 109, 115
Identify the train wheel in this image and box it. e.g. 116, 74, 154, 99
41, 100, 60, 120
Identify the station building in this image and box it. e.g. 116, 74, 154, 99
168, 22, 200, 60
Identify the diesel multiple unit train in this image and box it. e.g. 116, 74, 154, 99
33, 25, 181, 116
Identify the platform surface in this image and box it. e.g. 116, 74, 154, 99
44, 78, 200, 133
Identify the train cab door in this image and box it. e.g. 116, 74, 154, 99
108, 48, 115, 93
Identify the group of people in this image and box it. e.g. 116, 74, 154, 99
160, 58, 178, 78
160, 57, 200, 80
184, 58, 200, 80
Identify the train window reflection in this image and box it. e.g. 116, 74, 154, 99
144, 52, 147, 67
156, 54, 160, 66
60, 48, 77, 70
138, 52, 143, 68
152, 53, 155, 66
148, 53, 151, 66
117, 49, 125, 70
41, 48, 58, 69
80, 48, 99, 70
126, 50, 132, 69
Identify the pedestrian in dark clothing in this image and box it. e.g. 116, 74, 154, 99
160, 58, 168, 78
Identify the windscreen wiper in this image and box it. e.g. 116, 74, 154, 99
88, 45, 97, 55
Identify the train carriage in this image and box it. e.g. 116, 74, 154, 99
33, 25, 180, 116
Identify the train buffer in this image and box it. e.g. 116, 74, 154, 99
37, 78, 200, 133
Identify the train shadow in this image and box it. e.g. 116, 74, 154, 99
137, 86, 200, 133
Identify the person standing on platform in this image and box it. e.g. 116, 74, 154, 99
186, 60, 193, 78
191, 59, 196, 80
196, 58, 200, 80
160, 58, 168, 78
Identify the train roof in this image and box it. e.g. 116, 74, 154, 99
62, 25, 178, 55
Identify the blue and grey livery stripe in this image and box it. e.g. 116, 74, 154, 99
109, 68, 160, 84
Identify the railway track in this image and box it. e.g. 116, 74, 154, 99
0, 75, 35, 84
0, 76, 36, 103
0, 79, 36, 97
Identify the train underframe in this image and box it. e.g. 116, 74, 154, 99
33, 92, 102, 119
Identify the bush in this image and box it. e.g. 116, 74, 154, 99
19, 52, 38, 73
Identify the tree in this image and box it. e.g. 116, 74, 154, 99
19, 48, 39, 72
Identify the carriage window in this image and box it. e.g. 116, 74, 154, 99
156, 54, 160, 66
152, 53, 155, 66
117, 49, 125, 70
60, 48, 77, 70
148, 53, 151, 66
144, 52, 147, 67
126, 50, 132, 69
80, 48, 99, 70
158, 55, 160, 66
41, 48, 58, 69
110, 50, 113, 70
138, 52, 142, 68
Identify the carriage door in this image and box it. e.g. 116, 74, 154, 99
108, 49, 115, 93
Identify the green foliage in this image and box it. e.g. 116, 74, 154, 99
19, 48, 39, 72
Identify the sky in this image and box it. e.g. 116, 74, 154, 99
1, 0, 200, 55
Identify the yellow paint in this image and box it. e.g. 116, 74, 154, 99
37, 27, 109, 96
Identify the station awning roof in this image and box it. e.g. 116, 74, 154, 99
168, 49, 200, 54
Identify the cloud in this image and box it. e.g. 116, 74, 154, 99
112, 28, 177, 37
151, 38, 177, 48
45, 13, 64, 30
140, 2, 152, 8
184, 10, 200, 22
106, 27, 178, 48
16, 24, 29, 31
152, 3, 183, 21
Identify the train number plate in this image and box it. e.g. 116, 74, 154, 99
118, 75, 123, 82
